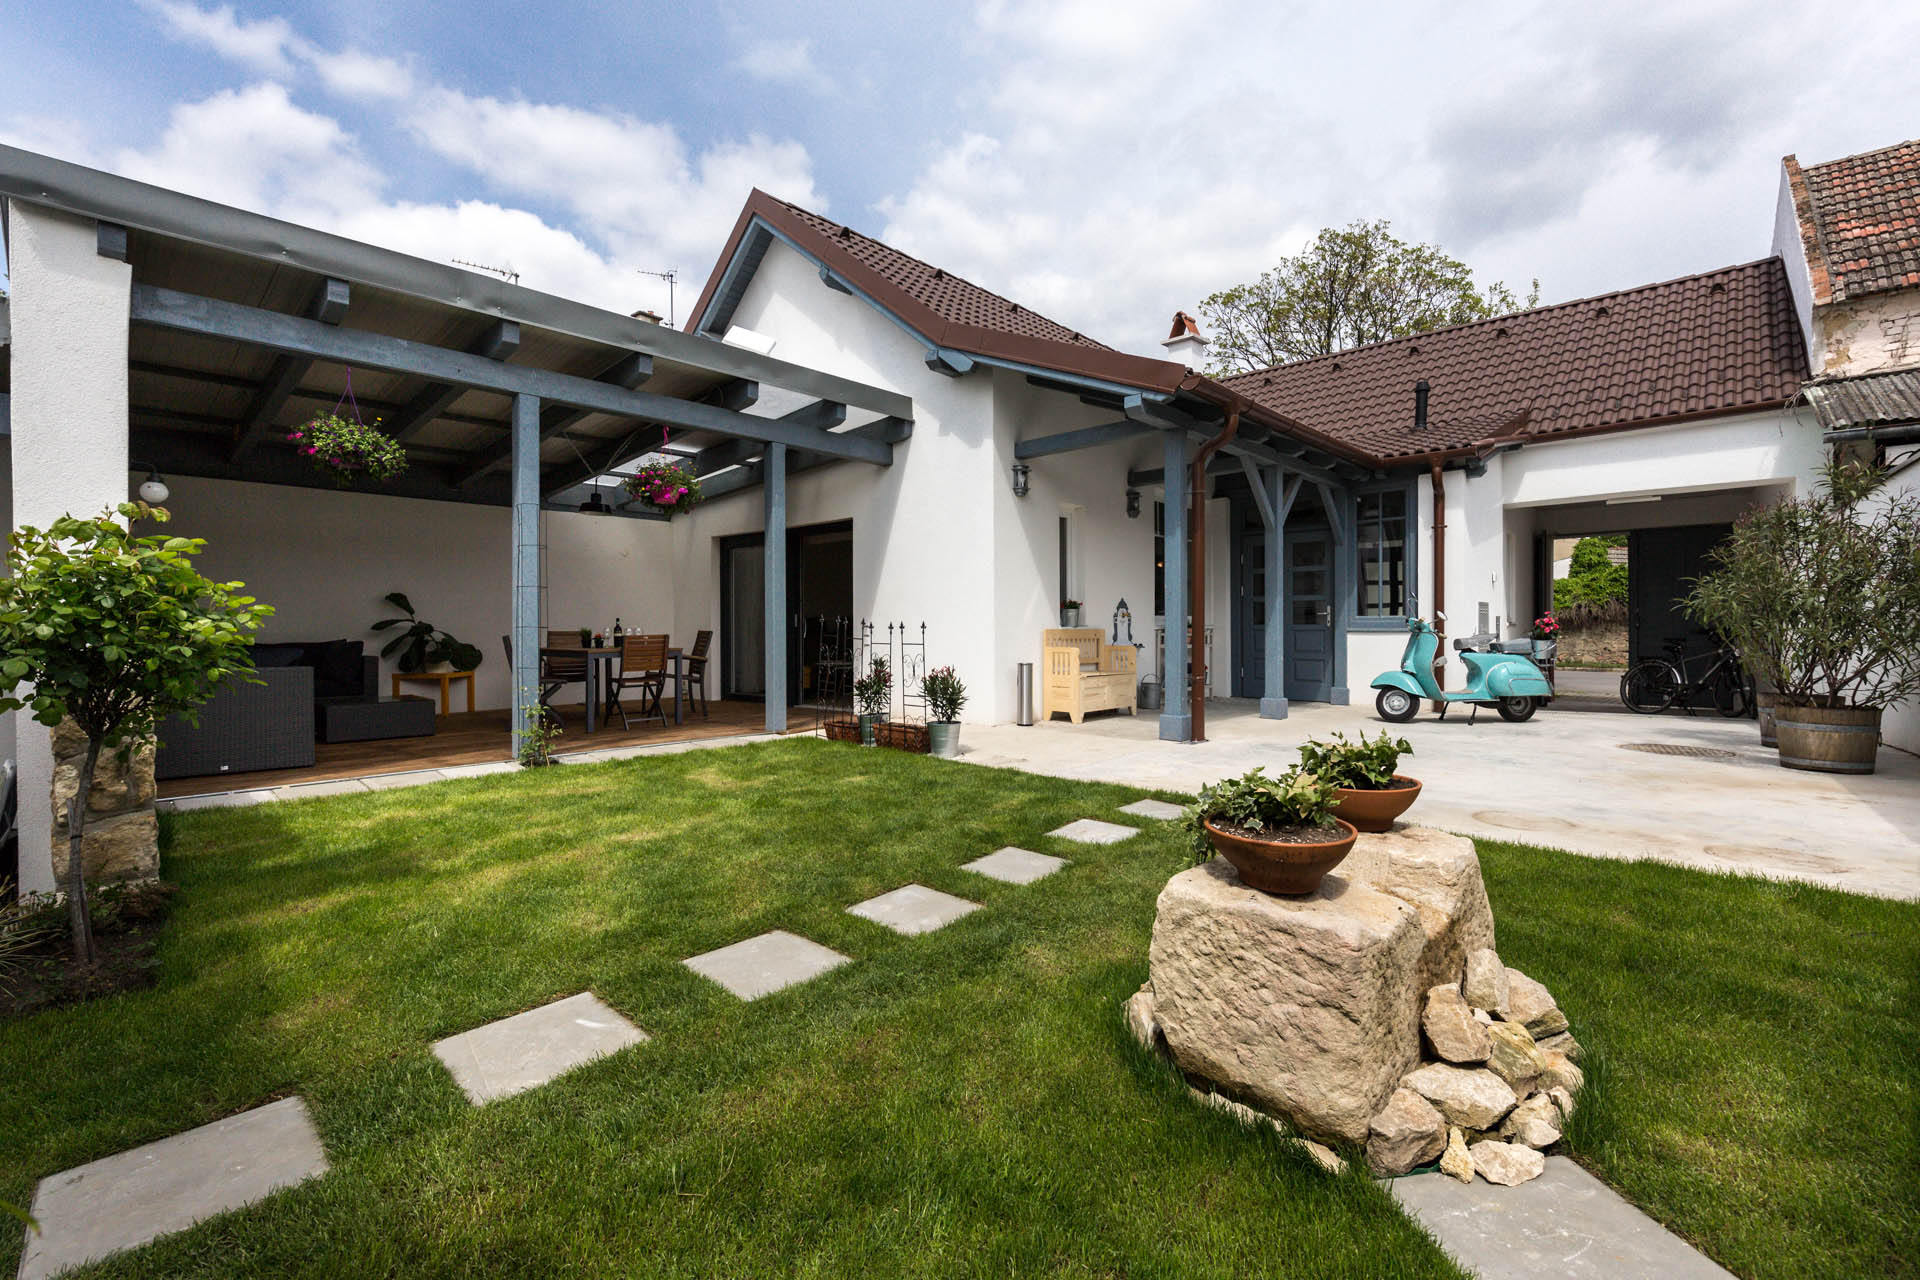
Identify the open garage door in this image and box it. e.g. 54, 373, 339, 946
1627, 523, 1732, 668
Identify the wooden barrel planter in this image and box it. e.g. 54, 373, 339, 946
1753, 691, 1781, 749
1775, 704, 1881, 774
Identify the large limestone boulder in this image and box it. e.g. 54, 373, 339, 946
1148, 826, 1497, 1146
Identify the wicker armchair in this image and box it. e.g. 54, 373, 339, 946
1040, 628, 1137, 723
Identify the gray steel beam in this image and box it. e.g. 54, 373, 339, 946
451, 349, 654, 488
1159, 430, 1191, 742
764, 442, 788, 733
696, 417, 911, 500
692, 400, 845, 477
230, 277, 351, 462
391, 319, 520, 443
130, 285, 897, 465
1013, 419, 1151, 459
511, 393, 541, 758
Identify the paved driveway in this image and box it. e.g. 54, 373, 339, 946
960, 699, 1920, 900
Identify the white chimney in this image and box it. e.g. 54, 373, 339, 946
1162, 310, 1210, 367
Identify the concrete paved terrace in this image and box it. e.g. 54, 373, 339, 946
963, 698, 1920, 899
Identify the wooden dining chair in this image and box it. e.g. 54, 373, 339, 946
685, 629, 713, 718
500, 634, 581, 729
607, 635, 668, 730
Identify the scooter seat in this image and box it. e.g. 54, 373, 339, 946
1452, 633, 1496, 652
1492, 640, 1534, 655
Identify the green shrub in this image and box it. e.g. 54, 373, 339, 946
1183, 767, 1337, 861
1296, 730, 1412, 790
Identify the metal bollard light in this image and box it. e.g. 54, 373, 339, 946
1015, 661, 1035, 726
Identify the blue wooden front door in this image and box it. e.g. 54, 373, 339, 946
1285, 529, 1334, 701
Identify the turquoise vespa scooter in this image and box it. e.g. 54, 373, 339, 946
1371, 615, 1552, 724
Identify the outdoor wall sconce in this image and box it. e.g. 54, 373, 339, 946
133, 462, 169, 505
1126, 487, 1141, 518
1011, 462, 1031, 498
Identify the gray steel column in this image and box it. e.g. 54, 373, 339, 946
1261, 464, 1288, 720
510, 392, 541, 757
763, 442, 788, 733
1159, 429, 1191, 741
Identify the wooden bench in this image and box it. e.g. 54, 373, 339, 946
1041, 628, 1137, 724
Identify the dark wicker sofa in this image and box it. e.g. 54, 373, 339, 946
156, 640, 377, 781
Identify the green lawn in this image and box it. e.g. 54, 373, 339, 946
0, 740, 1913, 1278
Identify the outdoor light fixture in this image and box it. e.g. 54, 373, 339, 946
133, 463, 169, 505
1011, 462, 1031, 498
578, 489, 612, 515
1126, 487, 1141, 518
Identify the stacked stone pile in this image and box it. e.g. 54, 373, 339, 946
1366, 946, 1584, 1185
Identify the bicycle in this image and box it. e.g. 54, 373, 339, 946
1619, 637, 1752, 716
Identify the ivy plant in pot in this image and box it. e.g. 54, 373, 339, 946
1686, 459, 1920, 774
370, 592, 485, 673
1297, 731, 1419, 832
923, 665, 967, 758
1183, 767, 1356, 895
852, 656, 891, 746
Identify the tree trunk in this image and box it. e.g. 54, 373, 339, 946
64, 738, 100, 966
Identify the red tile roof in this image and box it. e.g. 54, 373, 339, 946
1787, 139, 1920, 304
1216, 259, 1810, 461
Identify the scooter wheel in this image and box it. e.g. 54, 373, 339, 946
1376, 688, 1419, 723
1496, 696, 1537, 723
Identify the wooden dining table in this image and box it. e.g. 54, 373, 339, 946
539, 645, 687, 734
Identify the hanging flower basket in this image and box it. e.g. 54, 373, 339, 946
622, 461, 702, 516
289, 412, 408, 486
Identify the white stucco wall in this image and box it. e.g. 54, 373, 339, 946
1862, 457, 1920, 756
1811, 291, 1920, 378
5, 200, 132, 895
1770, 169, 1820, 372
161, 475, 675, 711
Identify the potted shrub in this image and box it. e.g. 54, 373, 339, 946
1297, 730, 1419, 832
1183, 767, 1357, 895
622, 461, 701, 517
370, 593, 484, 672
1060, 599, 1083, 628
1530, 611, 1560, 661
924, 666, 967, 758
853, 656, 891, 745
576, 626, 593, 647
288, 412, 408, 486
1687, 459, 1920, 774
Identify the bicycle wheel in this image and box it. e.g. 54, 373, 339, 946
1620, 661, 1678, 713
1711, 667, 1751, 718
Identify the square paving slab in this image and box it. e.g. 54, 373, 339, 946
1047, 818, 1140, 845
19, 1096, 327, 1280
846, 884, 981, 935
431, 992, 647, 1105
1119, 798, 1186, 821
961, 846, 1069, 884
682, 930, 851, 1000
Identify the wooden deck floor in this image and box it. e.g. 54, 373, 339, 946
156, 699, 824, 799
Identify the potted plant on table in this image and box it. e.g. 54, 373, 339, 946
1297, 730, 1419, 832
924, 666, 967, 758
370, 593, 484, 673
853, 656, 891, 746
1686, 459, 1920, 773
1184, 767, 1356, 895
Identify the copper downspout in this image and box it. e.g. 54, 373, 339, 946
1428, 460, 1447, 704
1188, 408, 1240, 742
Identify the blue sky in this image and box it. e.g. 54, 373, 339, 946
3, 1, 1911, 356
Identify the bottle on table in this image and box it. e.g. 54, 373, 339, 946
612, 617, 624, 646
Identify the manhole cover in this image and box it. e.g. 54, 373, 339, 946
1619, 743, 1738, 759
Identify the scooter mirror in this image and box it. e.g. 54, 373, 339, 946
1434, 610, 1448, 621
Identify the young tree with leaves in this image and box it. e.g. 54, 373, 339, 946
0, 504, 271, 962
1197, 219, 1538, 373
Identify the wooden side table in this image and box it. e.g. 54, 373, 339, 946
390, 669, 477, 716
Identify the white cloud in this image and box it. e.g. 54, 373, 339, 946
311, 49, 414, 101
139, 0, 305, 76
732, 38, 827, 92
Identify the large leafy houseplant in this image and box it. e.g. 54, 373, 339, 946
1686, 460, 1920, 710
370, 593, 484, 673
0, 504, 271, 962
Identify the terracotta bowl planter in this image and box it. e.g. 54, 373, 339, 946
1331, 775, 1422, 833
1203, 816, 1359, 895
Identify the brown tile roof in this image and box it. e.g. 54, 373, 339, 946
1789, 139, 1920, 304
1216, 258, 1810, 461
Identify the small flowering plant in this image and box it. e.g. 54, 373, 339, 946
1531, 611, 1560, 640
622, 461, 702, 516
923, 665, 967, 722
288, 413, 408, 486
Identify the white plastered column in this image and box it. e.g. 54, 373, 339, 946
5, 200, 133, 895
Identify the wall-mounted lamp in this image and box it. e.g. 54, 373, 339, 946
132, 462, 169, 505
1125, 487, 1141, 519
1011, 462, 1031, 498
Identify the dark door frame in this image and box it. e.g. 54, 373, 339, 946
719, 518, 854, 704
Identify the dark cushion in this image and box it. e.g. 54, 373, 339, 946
305, 640, 366, 699
251, 642, 308, 668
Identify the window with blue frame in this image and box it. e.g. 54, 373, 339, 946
1355, 488, 1410, 618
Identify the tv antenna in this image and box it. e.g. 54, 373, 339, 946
453, 258, 520, 285
638, 268, 678, 326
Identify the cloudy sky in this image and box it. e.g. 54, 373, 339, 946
1, 0, 1909, 357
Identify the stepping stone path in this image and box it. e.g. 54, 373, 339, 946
19, 1097, 327, 1280
1119, 798, 1186, 821
683, 929, 851, 1000
847, 884, 981, 935
431, 992, 648, 1105
1047, 818, 1140, 845
962, 846, 1068, 884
